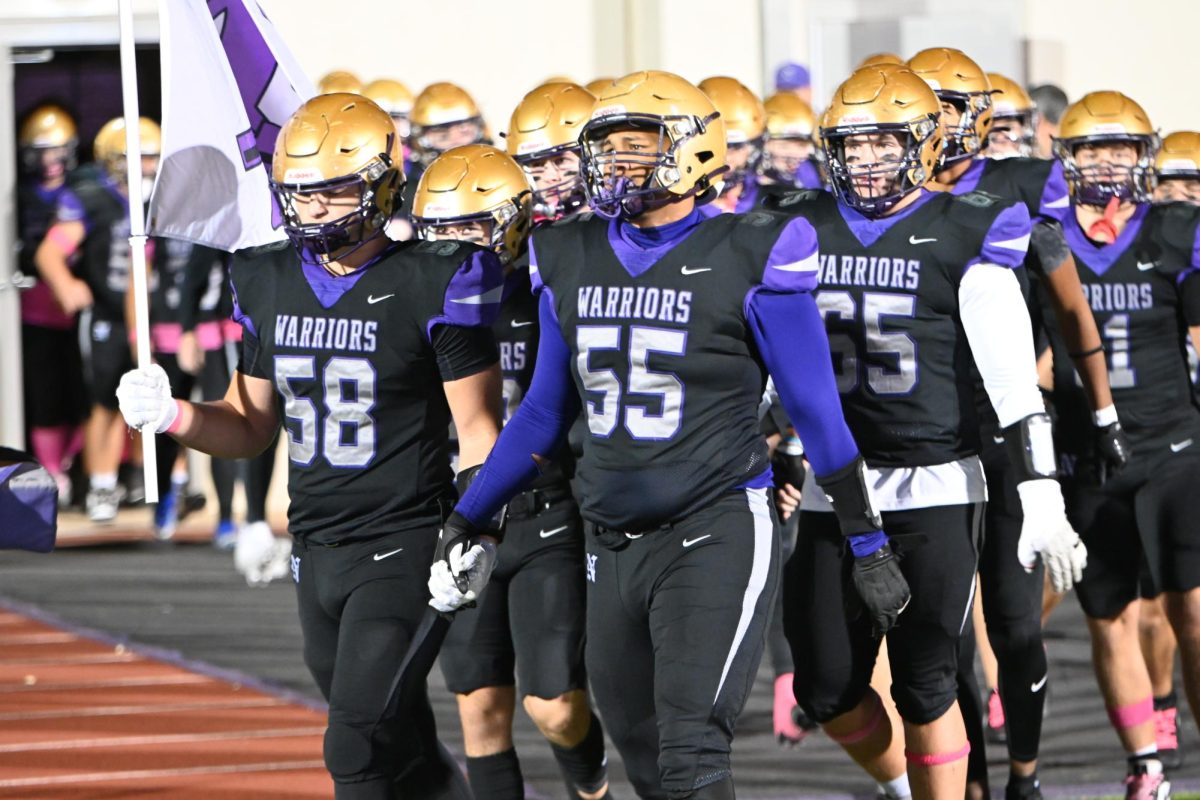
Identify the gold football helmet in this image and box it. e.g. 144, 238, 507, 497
19, 104, 78, 176
585, 77, 615, 95
1155, 131, 1200, 203
318, 70, 363, 96
363, 78, 414, 138
506, 81, 596, 218
820, 66, 943, 216
270, 93, 404, 263
858, 53, 905, 68
908, 47, 993, 166
985, 72, 1037, 158
409, 82, 485, 165
94, 116, 162, 190
580, 70, 726, 218
699, 76, 764, 190
411, 144, 532, 263
1054, 91, 1158, 206
760, 92, 817, 182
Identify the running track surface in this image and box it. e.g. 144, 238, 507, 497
1, 512, 1199, 798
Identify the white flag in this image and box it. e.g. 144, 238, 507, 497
149, 0, 315, 252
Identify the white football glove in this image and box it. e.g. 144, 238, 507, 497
234, 521, 292, 586
116, 365, 178, 434
428, 537, 497, 613
1016, 478, 1087, 593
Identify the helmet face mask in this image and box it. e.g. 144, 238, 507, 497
936, 90, 992, 165
760, 136, 813, 182
516, 147, 586, 218
1058, 136, 1157, 206
825, 124, 936, 216
986, 111, 1037, 159
415, 118, 485, 161
20, 104, 79, 180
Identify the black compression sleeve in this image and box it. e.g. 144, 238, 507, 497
1181, 272, 1200, 326
431, 324, 499, 381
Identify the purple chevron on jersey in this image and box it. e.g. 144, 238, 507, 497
964, 201, 1032, 273
1037, 159, 1071, 223
947, 159, 987, 196
837, 187, 938, 248
425, 249, 506, 338
1063, 203, 1149, 276
228, 272, 257, 338
762, 216, 820, 292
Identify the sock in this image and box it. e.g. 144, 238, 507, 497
877, 773, 911, 799
551, 711, 609, 795
90, 473, 118, 491
30, 426, 70, 475
1154, 691, 1178, 711
1129, 748, 1163, 776
465, 748, 524, 800
1006, 772, 1040, 800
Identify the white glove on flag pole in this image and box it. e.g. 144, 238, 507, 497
150, 0, 315, 252
117, 0, 158, 503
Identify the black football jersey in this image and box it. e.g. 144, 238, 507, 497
230, 239, 503, 543
773, 188, 1031, 467
56, 174, 131, 320
529, 210, 819, 532
950, 157, 1070, 227
1056, 202, 1200, 453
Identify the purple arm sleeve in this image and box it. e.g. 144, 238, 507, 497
425, 248, 506, 341
455, 289, 581, 527
964, 202, 1032, 275
745, 289, 860, 477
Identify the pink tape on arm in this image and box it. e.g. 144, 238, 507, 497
46, 225, 80, 257
1108, 697, 1154, 731
828, 692, 885, 745
906, 742, 970, 767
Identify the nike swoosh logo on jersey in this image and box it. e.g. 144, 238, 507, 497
908, 236, 937, 245
539, 525, 569, 539
993, 434, 1006, 445
1170, 438, 1194, 453
1031, 673, 1048, 693
680, 266, 712, 276
681, 535, 712, 548
450, 285, 505, 305
367, 293, 395, 304
1137, 261, 1158, 271
511, 320, 534, 328
373, 547, 404, 561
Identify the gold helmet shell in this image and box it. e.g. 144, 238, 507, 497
411, 82, 482, 129
858, 53, 905, 68
506, 81, 596, 162
363, 79, 414, 116
94, 116, 162, 177
985, 72, 1037, 158
20, 104, 77, 149
318, 70, 363, 96
908, 47, 993, 164
585, 77, 615, 96
763, 92, 816, 140
698, 76, 765, 145
581, 70, 726, 215
1055, 91, 1158, 205
821, 66, 943, 215
411, 144, 532, 263
270, 93, 404, 260
987, 73, 1033, 117
1156, 131, 1200, 179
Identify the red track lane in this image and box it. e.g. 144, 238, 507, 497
0, 611, 333, 798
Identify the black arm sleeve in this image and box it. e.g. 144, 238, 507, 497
431, 324, 499, 382
238, 328, 269, 379
1182, 272, 1200, 326
177, 245, 222, 332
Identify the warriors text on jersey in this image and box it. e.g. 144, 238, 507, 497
528, 208, 819, 531
772, 187, 1032, 467
230, 239, 503, 544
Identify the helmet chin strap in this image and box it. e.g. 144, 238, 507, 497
1087, 195, 1122, 244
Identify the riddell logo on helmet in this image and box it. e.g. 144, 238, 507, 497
592, 104, 627, 119
1092, 123, 1128, 134
284, 167, 324, 182
839, 113, 876, 125
421, 204, 455, 216
517, 139, 551, 154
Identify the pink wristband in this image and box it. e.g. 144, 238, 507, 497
164, 400, 184, 435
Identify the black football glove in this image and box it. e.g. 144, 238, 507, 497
428, 511, 497, 612
771, 448, 807, 491
850, 542, 911, 638
1093, 420, 1131, 485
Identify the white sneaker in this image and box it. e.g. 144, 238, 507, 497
86, 486, 124, 523
234, 521, 291, 586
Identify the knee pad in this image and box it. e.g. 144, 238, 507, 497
792, 669, 870, 725
324, 715, 376, 782
891, 678, 958, 726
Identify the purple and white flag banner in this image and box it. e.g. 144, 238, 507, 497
149, 0, 315, 251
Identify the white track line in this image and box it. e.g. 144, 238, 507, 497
0, 653, 139, 666
0, 759, 328, 788
0, 726, 327, 753
0, 674, 211, 693
0, 697, 289, 721
0, 633, 77, 645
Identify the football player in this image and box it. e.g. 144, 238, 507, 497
17, 104, 87, 504
505, 81, 596, 223
116, 94, 503, 798
699, 76, 768, 213
413, 144, 612, 800
364, 78, 415, 141
409, 82, 487, 169
1050, 92, 1200, 800
428, 70, 905, 799
908, 48, 1125, 800
318, 70, 363, 96
773, 66, 1084, 800
35, 116, 160, 523
1154, 132, 1200, 204
761, 92, 823, 190
985, 74, 1039, 160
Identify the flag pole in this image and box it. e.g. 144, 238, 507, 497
117, 0, 158, 504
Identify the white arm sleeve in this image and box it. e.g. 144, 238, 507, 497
958, 264, 1045, 428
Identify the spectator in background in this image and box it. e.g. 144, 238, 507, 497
1029, 83, 1069, 159
774, 61, 812, 104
